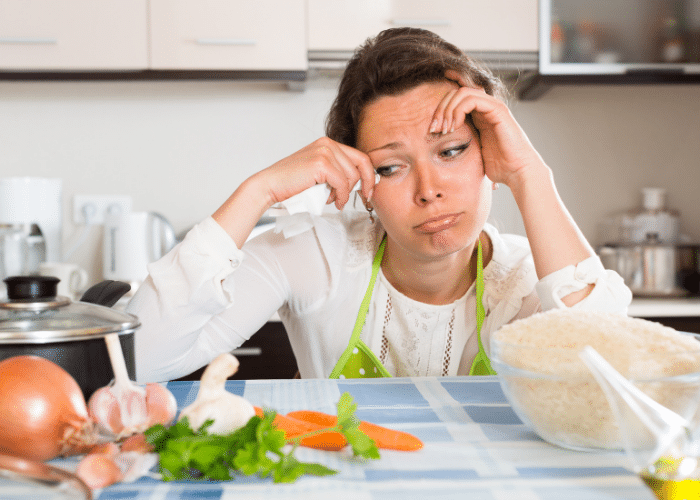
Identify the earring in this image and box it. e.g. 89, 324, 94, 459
492, 183, 499, 190
365, 200, 375, 223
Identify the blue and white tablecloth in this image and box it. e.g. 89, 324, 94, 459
1, 377, 655, 499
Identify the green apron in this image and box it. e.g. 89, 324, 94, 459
329, 237, 496, 379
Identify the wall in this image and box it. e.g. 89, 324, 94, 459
1, 76, 700, 284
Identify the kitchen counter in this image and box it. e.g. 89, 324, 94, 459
628, 297, 700, 318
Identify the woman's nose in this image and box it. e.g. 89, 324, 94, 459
413, 162, 444, 205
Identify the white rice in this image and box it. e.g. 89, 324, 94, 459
491, 309, 700, 450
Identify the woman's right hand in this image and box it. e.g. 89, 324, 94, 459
257, 137, 376, 210
213, 137, 376, 248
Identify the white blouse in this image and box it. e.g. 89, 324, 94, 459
128, 212, 632, 383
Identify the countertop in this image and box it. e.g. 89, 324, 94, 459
628, 296, 700, 317
263, 298, 700, 322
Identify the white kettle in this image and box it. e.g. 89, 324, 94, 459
102, 211, 176, 284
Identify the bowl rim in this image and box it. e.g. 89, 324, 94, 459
491, 331, 700, 383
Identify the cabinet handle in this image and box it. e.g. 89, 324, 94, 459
195, 38, 256, 46
390, 19, 450, 27
0, 37, 57, 44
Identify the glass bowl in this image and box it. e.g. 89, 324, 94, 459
491, 332, 700, 452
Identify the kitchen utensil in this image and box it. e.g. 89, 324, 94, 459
0, 223, 45, 280
580, 346, 700, 499
39, 262, 89, 300
598, 237, 700, 297
0, 177, 62, 262
103, 211, 176, 284
0, 276, 138, 400
0, 452, 92, 500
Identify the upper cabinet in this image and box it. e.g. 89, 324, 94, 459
307, 0, 538, 53
149, 0, 306, 71
0, 0, 533, 75
0, 0, 148, 71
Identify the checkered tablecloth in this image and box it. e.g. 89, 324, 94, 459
1, 377, 656, 499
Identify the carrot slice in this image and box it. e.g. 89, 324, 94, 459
253, 407, 347, 451
287, 410, 423, 452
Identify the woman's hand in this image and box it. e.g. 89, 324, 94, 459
213, 137, 375, 248
256, 137, 376, 210
430, 70, 546, 189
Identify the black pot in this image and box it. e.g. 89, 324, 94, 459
0, 277, 139, 401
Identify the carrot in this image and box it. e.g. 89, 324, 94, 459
253, 407, 347, 451
287, 410, 423, 452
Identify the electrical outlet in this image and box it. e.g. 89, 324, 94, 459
73, 195, 133, 225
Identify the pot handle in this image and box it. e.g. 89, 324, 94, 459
79, 280, 131, 308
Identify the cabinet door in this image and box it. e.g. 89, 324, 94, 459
150, 0, 307, 71
308, 0, 538, 53
0, 0, 148, 70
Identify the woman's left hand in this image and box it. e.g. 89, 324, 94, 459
430, 70, 546, 188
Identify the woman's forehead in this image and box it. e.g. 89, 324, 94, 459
357, 81, 461, 150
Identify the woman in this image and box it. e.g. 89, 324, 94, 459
129, 28, 631, 383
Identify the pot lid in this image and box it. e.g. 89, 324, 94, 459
0, 276, 140, 344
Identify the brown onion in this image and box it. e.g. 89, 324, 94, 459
0, 355, 96, 461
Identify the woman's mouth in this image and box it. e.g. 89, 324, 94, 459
414, 213, 461, 233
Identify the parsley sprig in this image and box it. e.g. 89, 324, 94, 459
144, 392, 379, 483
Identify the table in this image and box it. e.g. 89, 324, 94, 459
2, 376, 655, 499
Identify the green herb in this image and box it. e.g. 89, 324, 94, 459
144, 392, 379, 483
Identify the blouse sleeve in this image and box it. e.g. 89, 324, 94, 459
128, 216, 299, 383
534, 255, 632, 313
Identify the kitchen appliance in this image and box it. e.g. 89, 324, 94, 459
0, 177, 62, 262
0, 276, 138, 400
103, 211, 176, 285
0, 223, 45, 280
597, 187, 699, 297
598, 238, 700, 297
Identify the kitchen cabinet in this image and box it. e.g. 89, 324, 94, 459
149, 0, 307, 71
175, 322, 299, 381
307, 0, 538, 53
0, 0, 148, 71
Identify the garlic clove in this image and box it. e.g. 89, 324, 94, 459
120, 433, 154, 454
76, 453, 124, 490
145, 383, 177, 427
177, 353, 256, 434
88, 386, 124, 436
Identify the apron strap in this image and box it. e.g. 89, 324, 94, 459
329, 237, 387, 379
469, 239, 496, 375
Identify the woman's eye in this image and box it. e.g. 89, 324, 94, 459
439, 142, 470, 159
376, 165, 400, 177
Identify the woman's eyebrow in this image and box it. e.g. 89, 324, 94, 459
367, 141, 403, 153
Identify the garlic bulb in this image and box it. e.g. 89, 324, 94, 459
178, 353, 256, 434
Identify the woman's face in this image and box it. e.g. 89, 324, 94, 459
356, 81, 492, 262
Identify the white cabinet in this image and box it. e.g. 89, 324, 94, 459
149, 0, 307, 71
0, 0, 148, 71
308, 0, 538, 53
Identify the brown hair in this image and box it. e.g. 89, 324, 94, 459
325, 27, 508, 148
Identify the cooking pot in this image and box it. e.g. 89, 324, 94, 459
0, 276, 139, 400
598, 238, 700, 297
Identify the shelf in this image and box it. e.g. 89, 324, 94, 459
516, 70, 700, 100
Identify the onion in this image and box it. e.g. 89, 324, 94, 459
0, 355, 96, 461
